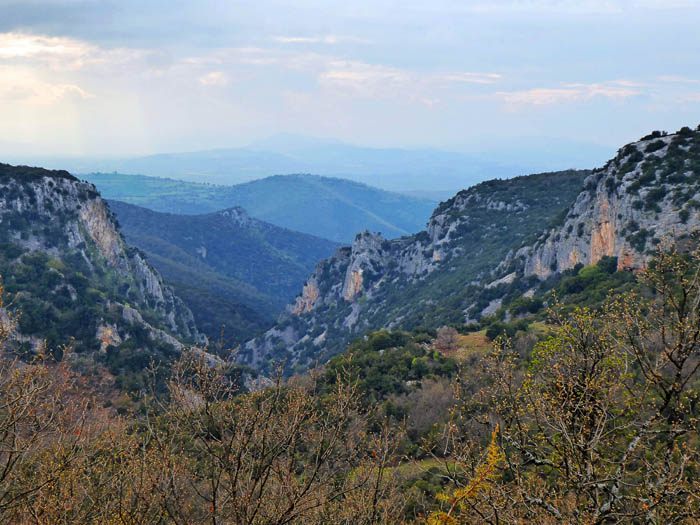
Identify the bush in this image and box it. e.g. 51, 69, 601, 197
644, 187, 666, 210
641, 130, 663, 140
485, 319, 529, 341
597, 255, 618, 274
628, 229, 650, 252
508, 296, 543, 316
645, 140, 666, 153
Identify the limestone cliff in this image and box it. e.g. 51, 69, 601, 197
242, 126, 700, 374
517, 127, 700, 279
241, 170, 588, 371
0, 163, 203, 357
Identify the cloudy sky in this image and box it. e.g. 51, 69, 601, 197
1, 0, 699, 157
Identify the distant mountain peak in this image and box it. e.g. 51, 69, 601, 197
246, 133, 346, 153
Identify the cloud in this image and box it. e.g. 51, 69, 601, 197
199, 71, 229, 86
0, 31, 153, 75
319, 60, 502, 99
272, 35, 370, 45
658, 75, 700, 84
496, 81, 642, 107
48, 83, 93, 99
0, 66, 93, 103
319, 61, 410, 97
438, 73, 503, 85
0, 32, 92, 59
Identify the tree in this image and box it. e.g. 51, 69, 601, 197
0, 279, 89, 522
430, 245, 700, 523
142, 352, 405, 524
435, 326, 458, 353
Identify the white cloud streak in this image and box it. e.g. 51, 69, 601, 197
658, 75, 700, 84
496, 81, 642, 107
319, 60, 502, 101
272, 35, 370, 45
198, 71, 229, 86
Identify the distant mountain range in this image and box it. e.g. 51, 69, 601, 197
83, 173, 437, 243
4, 134, 538, 193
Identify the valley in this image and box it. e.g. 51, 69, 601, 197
4, 2, 700, 520
2, 125, 700, 522
107, 200, 339, 345
83, 172, 438, 243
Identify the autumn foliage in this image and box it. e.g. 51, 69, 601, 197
4, 246, 700, 523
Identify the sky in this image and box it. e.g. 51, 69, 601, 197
1, 0, 699, 158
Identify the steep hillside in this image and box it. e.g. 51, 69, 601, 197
239, 126, 700, 374
0, 163, 205, 384
517, 127, 700, 277
108, 201, 340, 342
83, 173, 437, 242
448, 125, 700, 328
241, 170, 589, 372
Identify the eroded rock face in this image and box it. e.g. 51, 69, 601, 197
343, 269, 364, 302
0, 168, 203, 353
292, 280, 320, 314
519, 131, 699, 279
80, 198, 124, 267
241, 170, 589, 371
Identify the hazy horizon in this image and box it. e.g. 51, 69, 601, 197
1, 0, 699, 162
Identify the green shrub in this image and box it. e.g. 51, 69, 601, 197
597, 255, 618, 274
641, 130, 663, 140
644, 187, 666, 211
646, 140, 666, 153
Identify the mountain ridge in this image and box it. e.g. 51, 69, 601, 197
12, 137, 531, 192
0, 162, 208, 376
84, 172, 437, 243
517, 128, 700, 278
240, 125, 700, 374
240, 169, 590, 372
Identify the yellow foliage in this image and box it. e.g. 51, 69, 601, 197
428, 426, 504, 523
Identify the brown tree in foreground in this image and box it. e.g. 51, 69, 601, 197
430, 246, 700, 524
143, 353, 405, 524
4, 353, 406, 524
0, 280, 88, 523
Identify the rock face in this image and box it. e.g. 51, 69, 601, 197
242, 126, 700, 374
292, 281, 320, 315
241, 170, 589, 371
0, 163, 202, 356
517, 128, 700, 279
